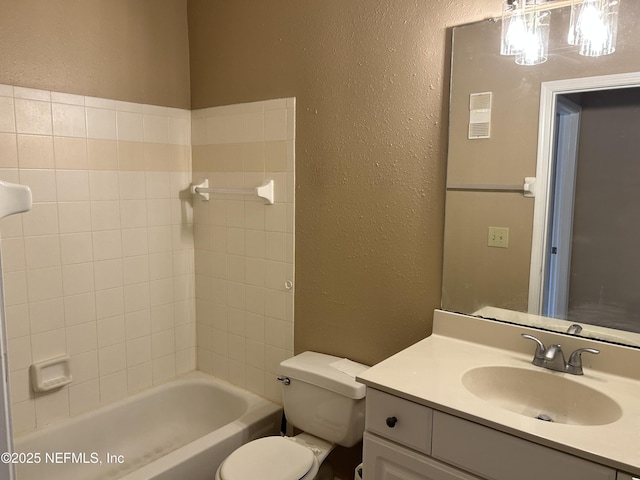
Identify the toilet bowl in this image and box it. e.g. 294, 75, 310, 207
214, 352, 369, 480
214, 433, 333, 480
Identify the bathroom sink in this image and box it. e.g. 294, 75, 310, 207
462, 366, 622, 425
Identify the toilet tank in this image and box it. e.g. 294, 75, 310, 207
277, 352, 369, 448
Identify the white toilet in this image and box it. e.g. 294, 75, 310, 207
215, 351, 369, 480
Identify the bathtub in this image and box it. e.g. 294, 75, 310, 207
14, 372, 282, 480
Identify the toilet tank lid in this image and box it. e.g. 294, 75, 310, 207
278, 351, 369, 399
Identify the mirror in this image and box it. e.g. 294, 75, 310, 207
443, 1, 640, 347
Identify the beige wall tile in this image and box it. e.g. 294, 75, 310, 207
27, 267, 63, 302
66, 322, 98, 356
64, 293, 96, 326
29, 298, 64, 334
19, 169, 56, 202
265, 141, 287, 171
17, 135, 54, 169
62, 263, 95, 296
60, 233, 93, 265
117, 141, 145, 171
89, 171, 120, 200
92, 230, 122, 260
53, 137, 88, 170
99, 371, 127, 404
98, 343, 126, 376
2, 238, 26, 273
58, 202, 91, 233
94, 259, 123, 290
97, 316, 126, 348
68, 351, 98, 383
52, 103, 86, 138
24, 235, 61, 269
119, 171, 146, 200
90, 201, 121, 231
56, 170, 90, 202
121, 228, 148, 257
144, 143, 171, 172
0, 133, 18, 167
87, 139, 118, 170
4, 271, 28, 306
95, 287, 124, 320
123, 255, 150, 286
69, 380, 100, 416
127, 362, 152, 393
126, 338, 151, 366
14, 99, 52, 135
31, 327, 66, 362
0, 97, 16, 133
152, 354, 175, 384
222, 144, 243, 172
22, 203, 58, 237
243, 142, 264, 172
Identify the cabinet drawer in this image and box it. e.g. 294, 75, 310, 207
363, 432, 483, 480
365, 388, 432, 454
432, 411, 616, 480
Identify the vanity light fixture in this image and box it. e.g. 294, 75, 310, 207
500, 0, 620, 64
501, 0, 550, 65
568, 0, 619, 56
501, 0, 528, 55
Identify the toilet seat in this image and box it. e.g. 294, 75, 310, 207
218, 436, 316, 480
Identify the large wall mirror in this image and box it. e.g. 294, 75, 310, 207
443, 1, 640, 347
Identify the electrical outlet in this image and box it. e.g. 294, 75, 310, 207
488, 227, 509, 248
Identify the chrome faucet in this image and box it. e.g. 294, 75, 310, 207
521, 333, 599, 375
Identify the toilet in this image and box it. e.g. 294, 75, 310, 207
215, 351, 369, 480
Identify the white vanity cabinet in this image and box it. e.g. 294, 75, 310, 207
364, 433, 482, 480
363, 388, 619, 480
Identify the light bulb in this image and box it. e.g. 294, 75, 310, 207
576, 0, 619, 56
506, 10, 527, 52
516, 9, 550, 66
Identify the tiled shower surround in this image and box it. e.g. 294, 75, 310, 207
0, 85, 196, 434
191, 99, 295, 403
0, 85, 295, 436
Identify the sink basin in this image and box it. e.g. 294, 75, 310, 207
462, 366, 622, 426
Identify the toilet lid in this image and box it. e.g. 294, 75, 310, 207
219, 437, 315, 480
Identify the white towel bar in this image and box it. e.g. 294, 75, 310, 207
191, 179, 275, 204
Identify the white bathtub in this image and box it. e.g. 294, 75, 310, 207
14, 372, 282, 480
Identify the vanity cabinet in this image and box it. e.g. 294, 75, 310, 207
363, 388, 619, 480
364, 433, 482, 480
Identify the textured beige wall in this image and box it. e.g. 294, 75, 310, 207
0, 0, 191, 108
188, 0, 502, 367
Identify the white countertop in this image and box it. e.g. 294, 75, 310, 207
357, 310, 640, 475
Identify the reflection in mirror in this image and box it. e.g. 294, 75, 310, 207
443, 1, 640, 347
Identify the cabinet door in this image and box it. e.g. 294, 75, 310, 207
363, 433, 483, 480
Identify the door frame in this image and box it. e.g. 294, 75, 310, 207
528, 71, 640, 315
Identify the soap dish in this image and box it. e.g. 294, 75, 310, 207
30, 355, 72, 393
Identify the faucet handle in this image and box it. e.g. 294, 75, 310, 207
521, 334, 546, 363
567, 347, 600, 375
